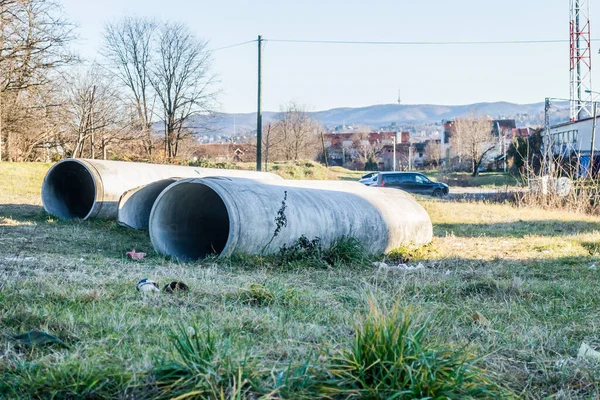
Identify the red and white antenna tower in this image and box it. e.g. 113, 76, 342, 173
570, 0, 593, 121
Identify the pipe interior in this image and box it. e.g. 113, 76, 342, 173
42, 161, 96, 219
152, 182, 230, 261
120, 179, 176, 229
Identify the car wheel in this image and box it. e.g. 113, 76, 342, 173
432, 189, 443, 198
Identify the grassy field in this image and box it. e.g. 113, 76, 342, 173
1, 162, 600, 398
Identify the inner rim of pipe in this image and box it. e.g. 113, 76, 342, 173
152, 182, 230, 261
43, 161, 96, 219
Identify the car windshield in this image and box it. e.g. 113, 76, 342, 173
416, 175, 431, 184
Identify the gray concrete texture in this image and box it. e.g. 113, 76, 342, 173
41, 159, 282, 220
149, 177, 433, 261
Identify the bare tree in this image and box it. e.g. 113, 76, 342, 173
263, 122, 282, 170
424, 140, 442, 168
0, 0, 76, 161
270, 102, 320, 161
65, 65, 132, 159
451, 114, 495, 176
0, 0, 76, 91
103, 17, 156, 156
352, 131, 382, 167
150, 22, 217, 159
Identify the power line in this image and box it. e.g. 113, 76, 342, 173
266, 38, 599, 46
212, 39, 257, 52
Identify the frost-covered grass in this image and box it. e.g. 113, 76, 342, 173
1, 162, 600, 398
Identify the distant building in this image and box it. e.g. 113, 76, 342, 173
541, 117, 599, 157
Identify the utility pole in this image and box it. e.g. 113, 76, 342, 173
256, 35, 263, 171
392, 134, 396, 171
408, 138, 413, 170
544, 98, 551, 174
320, 131, 329, 167
590, 101, 597, 177
503, 131, 507, 173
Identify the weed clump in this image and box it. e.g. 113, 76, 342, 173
279, 235, 371, 268
238, 283, 275, 306
153, 324, 258, 399
387, 243, 434, 264
325, 301, 512, 399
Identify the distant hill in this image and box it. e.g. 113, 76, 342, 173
191, 101, 571, 141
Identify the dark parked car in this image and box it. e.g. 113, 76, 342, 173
359, 172, 378, 186
361, 171, 378, 180
375, 172, 449, 197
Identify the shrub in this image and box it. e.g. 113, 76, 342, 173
325, 301, 512, 399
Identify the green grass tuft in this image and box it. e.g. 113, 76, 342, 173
325, 300, 513, 399
153, 324, 258, 399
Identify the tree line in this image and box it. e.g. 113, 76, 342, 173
0, 1, 218, 162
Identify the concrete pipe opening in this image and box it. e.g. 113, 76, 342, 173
118, 179, 178, 230
150, 181, 230, 261
42, 160, 96, 219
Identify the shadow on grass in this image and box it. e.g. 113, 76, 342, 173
435, 220, 600, 238
0, 203, 153, 260
0, 204, 45, 220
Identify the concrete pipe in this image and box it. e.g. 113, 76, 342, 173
41, 159, 282, 220
149, 177, 433, 261
118, 179, 179, 229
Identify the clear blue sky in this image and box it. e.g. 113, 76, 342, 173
62, 0, 599, 113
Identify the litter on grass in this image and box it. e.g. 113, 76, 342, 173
126, 249, 146, 260
163, 281, 189, 294
578, 342, 600, 361
137, 278, 159, 293
373, 261, 425, 272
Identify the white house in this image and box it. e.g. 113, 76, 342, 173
543, 117, 600, 156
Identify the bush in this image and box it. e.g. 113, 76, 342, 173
187, 158, 239, 170
152, 324, 259, 399
279, 235, 371, 268
325, 301, 512, 399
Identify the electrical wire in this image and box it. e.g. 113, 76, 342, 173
265, 38, 599, 46
212, 39, 257, 52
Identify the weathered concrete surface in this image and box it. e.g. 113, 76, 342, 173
118, 179, 179, 229
41, 159, 282, 220
149, 177, 433, 261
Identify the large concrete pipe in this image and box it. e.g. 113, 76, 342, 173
41, 159, 282, 220
118, 179, 179, 229
149, 177, 432, 261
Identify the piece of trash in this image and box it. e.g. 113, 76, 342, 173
137, 278, 159, 293
444, 269, 452, 276
126, 249, 146, 260
372, 261, 388, 268
578, 342, 600, 361
9, 330, 69, 348
79, 258, 84, 262
164, 281, 189, 294
590, 264, 597, 270
472, 312, 490, 327
377, 263, 425, 272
